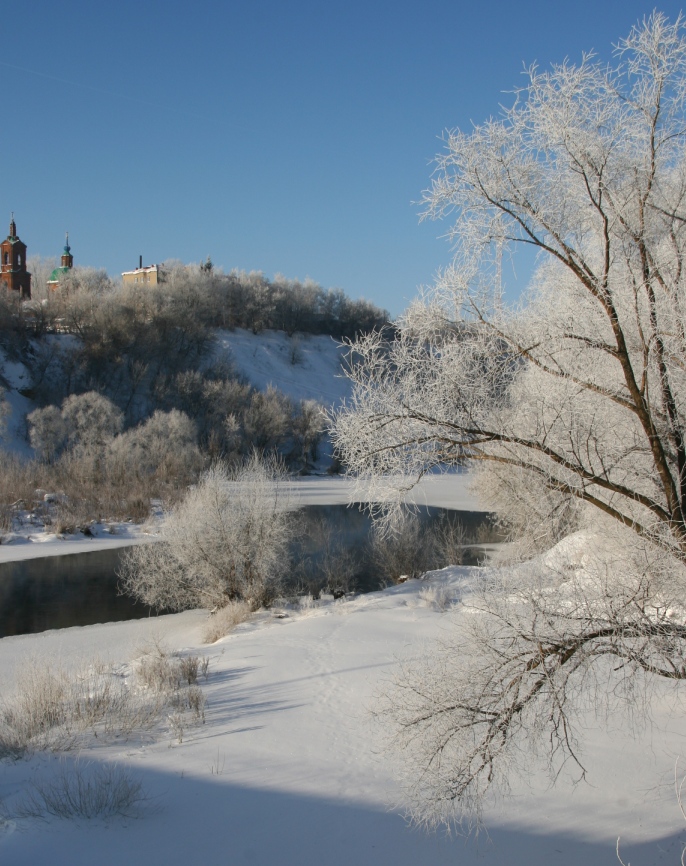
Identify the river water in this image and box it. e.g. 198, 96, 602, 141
0, 505, 494, 638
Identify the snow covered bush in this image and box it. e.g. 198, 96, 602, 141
332, 13, 686, 828
27, 404, 68, 463
105, 409, 203, 485
0, 645, 211, 760
24, 400, 204, 526
0, 658, 163, 757
60, 391, 124, 453
369, 511, 437, 583
292, 399, 327, 465
291, 515, 362, 598
242, 385, 293, 451
380, 528, 686, 829
119, 455, 295, 612
417, 582, 454, 611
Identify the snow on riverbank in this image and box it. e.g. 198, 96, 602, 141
0, 566, 684, 865
282, 470, 481, 509
0, 523, 152, 563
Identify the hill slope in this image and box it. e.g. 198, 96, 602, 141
213, 328, 351, 408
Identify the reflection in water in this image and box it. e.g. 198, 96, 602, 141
0, 506, 496, 638
290, 504, 494, 594
0, 547, 153, 638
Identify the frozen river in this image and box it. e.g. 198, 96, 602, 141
0, 472, 480, 564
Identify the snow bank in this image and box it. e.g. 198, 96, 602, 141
0, 473, 483, 563
284, 471, 481, 510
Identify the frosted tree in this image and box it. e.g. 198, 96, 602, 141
29, 392, 123, 462
332, 13, 686, 828
60, 392, 124, 452
119, 455, 295, 611
105, 409, 202, 483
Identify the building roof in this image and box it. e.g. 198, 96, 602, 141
121, 264, 159, 275
48, 266, 70, 283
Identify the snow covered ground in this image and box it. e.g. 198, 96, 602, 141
0, 523, 150, 564
0, 564, 684, 865
282, 470, 481, 509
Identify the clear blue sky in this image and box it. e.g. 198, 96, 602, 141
3, 1, 683, 316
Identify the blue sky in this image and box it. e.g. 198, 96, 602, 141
3, 1, 684, 316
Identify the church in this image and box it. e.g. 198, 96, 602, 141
47, 234, 74, 290
0, 215, 31, 298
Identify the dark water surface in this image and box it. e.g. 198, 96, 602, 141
0, 506, 495, 638
0, 547, 153, 638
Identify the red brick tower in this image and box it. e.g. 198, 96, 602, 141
0, 215, 31, 298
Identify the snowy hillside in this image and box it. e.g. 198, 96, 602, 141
0, 564, 683, 865
214, 328, 351, 408
0, 329, 351, 459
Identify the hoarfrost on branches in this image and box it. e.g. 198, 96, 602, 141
119, 455, 294, 612
332, 13, 686, 828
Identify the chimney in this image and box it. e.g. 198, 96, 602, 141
139, 255, 143, 269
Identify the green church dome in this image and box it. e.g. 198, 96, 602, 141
48, 266, 70, 282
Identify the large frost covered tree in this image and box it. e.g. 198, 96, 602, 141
332, 14, 686, 828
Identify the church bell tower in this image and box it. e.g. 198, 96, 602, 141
0, 215, 31, 298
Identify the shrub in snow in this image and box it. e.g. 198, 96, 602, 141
61, 392, 124, 453
29, 391, 123, 464
417, 583, 454, 611
27, 405, 68, 463
292, 399, 326, 465
298, 594, 318, 612
432, 515, 468, 567
369, 511, 438, 583
120, 454, 295, 612
0, 647, 210, 758
11, 762, 146, 820
242, 385, 293, 451
292, 515, 361, 598
203, 600, 252, 643
0, 659, 155, 756
105, 409, 203, 485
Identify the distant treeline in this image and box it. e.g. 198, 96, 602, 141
1, 263, 372, 450
25, 259, 390, 340
0, 262, 386, 524
205, 268, 389, 339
